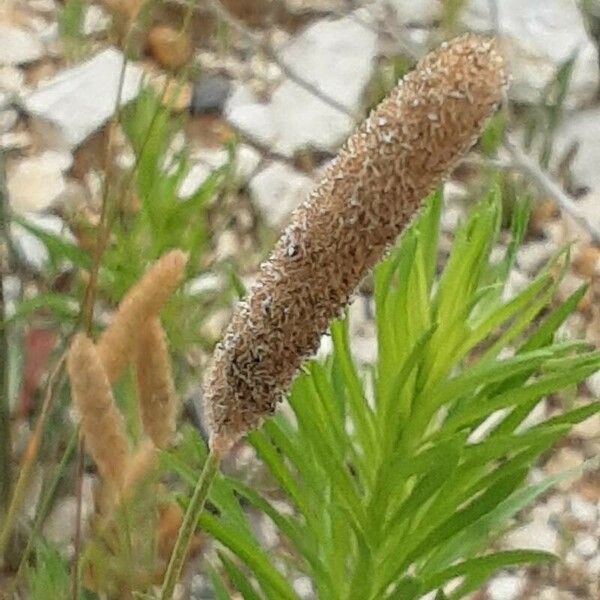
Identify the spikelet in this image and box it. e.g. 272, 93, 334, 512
204, 34, 506, 446
96, 250, 188, 384
68, 334, 130, 491
123, 440, 158, 497
135, 318, 177, 449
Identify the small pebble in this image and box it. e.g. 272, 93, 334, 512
488, 573, 525, 600
191, 74, 232, 115
575, 533, 597, 558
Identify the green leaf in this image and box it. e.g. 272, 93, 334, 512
219, 551, 263, 600
199, 513, 297, 600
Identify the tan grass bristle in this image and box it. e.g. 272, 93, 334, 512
68, 333, 130, 490
123, 440, 158, 497
96, 250, 188, 384
204, 35, 506, 446
135, 318, 177, 449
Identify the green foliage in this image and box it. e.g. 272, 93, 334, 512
58, 0, 87, 59
8, 86, 229, 350
26, 542, 71, 600
168, 188, 600, 599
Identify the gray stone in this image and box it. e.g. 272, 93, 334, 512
23, 48, 143, 149
226, 11, 378, 156
0, 25, 44, 66
191, 74, 231, 114
249, 161, 314, 227
463, 0, 599, 108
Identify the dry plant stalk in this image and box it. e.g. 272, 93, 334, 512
135, 318, 177, 449
68, 334, 130, 491
204, 34, 506, 447
97, 250, 188, 383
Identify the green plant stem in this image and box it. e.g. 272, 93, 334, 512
160, 449, 221, 600
0, 152, 11, 517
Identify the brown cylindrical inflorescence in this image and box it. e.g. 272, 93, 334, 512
135, 317, 177, 449
96, 250, 188, 384
68, 334, 130, 490
204, 34, 506, 447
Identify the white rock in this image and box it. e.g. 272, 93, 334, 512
504, 520, 559, 553
226, 85, 276, 148
0, 66, 26, 95
187, 273, 222, 295
516, 240, 555, 275
0, 109, 17, 133
178, 144, 261, 198
2, 276, 20, 319
226, 12, 378, 156
387, 0, 442, 25
488, 573, 525, 600
10, 214, 76, 271
7, 152, 72, 213
587, 370, 600, 398
0, 25, 44, 66
572, 412, 600, 440
37, 21, 58, 45
538, 588, 577, 600
249, 161, 314, 227
502, 269, 530, 301
293, 576, 314, 599
463, 0, 599, 108
575, 533, 598, 558
43, 476, 94, 551
23, 48, 143, 149
0, 131, 31, 150
29, 0, 57, 12
177, 163, 211, 199
569, 495, 598, 525
83, 5, 111, 35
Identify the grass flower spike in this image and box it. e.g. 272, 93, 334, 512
97, 250, 188, 383
135, 317, 177, 449
68, 334, 130, 491
204, 34, 506, 446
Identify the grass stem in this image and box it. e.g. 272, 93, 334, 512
160, 449, 221, 599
